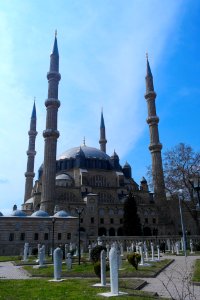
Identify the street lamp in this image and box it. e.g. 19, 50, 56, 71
51, 217, 56, 262
75, 207, 84, 265
189, 176, 200, 210
178, 189, 187, 257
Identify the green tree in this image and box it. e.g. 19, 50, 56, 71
123, 192, 142, 236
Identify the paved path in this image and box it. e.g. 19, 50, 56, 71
0, 261, 30, 279
140, 254, 200, 299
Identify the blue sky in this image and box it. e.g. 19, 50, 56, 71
0, 0, 199, 214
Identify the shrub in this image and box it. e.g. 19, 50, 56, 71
90, 245, 107, 263
93, 261, 109, 278
127, 252, 141, 270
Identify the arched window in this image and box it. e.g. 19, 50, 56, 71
117, 227, 123, 236
109, 228, 115, 236
98, 227, 107, 236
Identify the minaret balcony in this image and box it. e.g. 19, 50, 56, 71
26, 150, 36, 156
45, 98, 60, 108
25, 171, 35, 177
149, 143, 163, 152
146, 116, 159, 124
43, 129, 60, 138
144, 91, 157, 99
47, 71, 61, 81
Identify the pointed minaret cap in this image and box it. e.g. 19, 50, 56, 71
52, 30, 59, 56
140, 176, 147, 183
31, 98, 36, 119
100, 108, 105, 129
145, 53, 154, 93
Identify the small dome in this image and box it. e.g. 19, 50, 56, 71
56, 174, 71, 180
31, 210, 49, 217
53, 210, 70, 217
0, 212, 3, 216
11, 210, 27, 217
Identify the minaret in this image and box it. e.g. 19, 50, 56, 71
99, 109, 107, 153
24, 101, 37, 202
144, 55, 166, 202
40, 32, 61, 214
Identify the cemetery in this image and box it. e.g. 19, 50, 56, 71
1, 238, 200, 299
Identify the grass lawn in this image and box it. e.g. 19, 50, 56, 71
23, 258, 172, 278
0, 278, 163, 300
192, 259, 200, 282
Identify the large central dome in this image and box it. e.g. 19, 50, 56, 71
58, 145, 110, 160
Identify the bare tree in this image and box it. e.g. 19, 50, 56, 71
147, 143, 200, 225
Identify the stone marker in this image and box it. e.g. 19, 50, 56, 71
23, 242, 29, 261
138, 243, 144, 266
101, 250, 106, 286
88, 245, 92, 261
190, 239, 194, 254
66, 253, 72, 270
53, 247, 63, 281
157, 245, 160, 261
151, 242, 155, 261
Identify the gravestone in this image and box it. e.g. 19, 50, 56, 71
101, 250, 106, 286
65, 244, 69, 259
88, 245, 92, 261
53, 247, 63, 281
151, 242, 155, 261
157, 245, 160, 261
23, 243, 29, 261
138, 243, 144, 266
66, 253, 72, 270
190, 239, 194, 254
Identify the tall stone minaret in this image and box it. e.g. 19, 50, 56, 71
99, 109, 107, 153
24, 101, 37, 202
144, 55, 166, 202
40, 32, 61, 214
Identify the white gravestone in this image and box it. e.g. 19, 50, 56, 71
101, 250, 106, 286
151, 242, 155, 261
190, 239, 194, 254
66, 253, 72, 270
53, 247, 63, 281
23, 243, 29, 261
157, 245, 160, 261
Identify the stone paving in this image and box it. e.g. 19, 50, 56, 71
140, 254, 200, 299
0, 261, 30, 279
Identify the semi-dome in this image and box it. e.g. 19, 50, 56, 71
53, 210, 70, 217
11, 210, 27, 217
58, 145, 110, 160
31, 210, 49, 217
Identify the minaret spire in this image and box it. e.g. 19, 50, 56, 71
144, 56, 166, 203
24, 100, 37, 202
40, 33, 61, 214
99, 108, 107, 153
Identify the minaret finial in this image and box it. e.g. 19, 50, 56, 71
55, 29, 57, 37
83, 137, 86, 146
99, 109, 107, 153
146, 52, 148, 60
145, 53, 154, 92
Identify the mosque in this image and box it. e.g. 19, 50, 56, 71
0, 34, 199, 255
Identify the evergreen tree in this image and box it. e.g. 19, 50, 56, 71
123, 192, 142, 236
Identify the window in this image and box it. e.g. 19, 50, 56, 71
67, 233, 71, 240
120, 218, 123, 224
145, 218, 148, 224
153, 218, 156, 224
44, 233, 48, 240
91, 217, 94, 224
58, 233, 62, 240
20, 233, 25, 241
110, 218, 114, 224
100, 218, 104, 224
34, 233, 39, 240
9, 233, 14, 241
